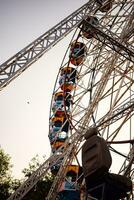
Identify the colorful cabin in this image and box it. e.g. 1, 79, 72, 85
51, 141, 65, 153
52, 92, 64, 112
81, 16, 99, 39
55, 110, 67, 117
52, 91, 72, 112
57, 165, 82, 200
66, 165, 83, 184
50, 115, 69, 133
66, 165, 79, 181
60, 82, 75, 92
50, 115, 65, 132
69, 41, 87, 66
59, 67, 77, 92
59, 165, 82, 190
48, 129, 68, 144
96, 0, 113, 12
66, 165, 79, 173
59, 67, 77, 84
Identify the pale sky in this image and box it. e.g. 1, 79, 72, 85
0, 0, 87, 178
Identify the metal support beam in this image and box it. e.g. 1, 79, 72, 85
81, 21, 134, 63
7, 148, 67, 200
118, 143, 134, 177
0, 0, 96, 90
97, 98, 134, 128
7, 126, 82, 200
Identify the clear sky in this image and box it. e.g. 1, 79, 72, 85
0, 0, 87, 178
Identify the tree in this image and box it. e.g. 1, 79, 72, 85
22, 155, 54, 200
0, 147, 12, 200
0, 149, 54, 200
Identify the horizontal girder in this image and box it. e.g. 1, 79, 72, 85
97, 98, 134, 128
0, 0, 96, 91
80, 21, 134, 63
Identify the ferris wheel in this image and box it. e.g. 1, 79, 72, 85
6, 0, 134, 200
47, 0, 134, 199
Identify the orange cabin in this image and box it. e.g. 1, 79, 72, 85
66, 165, 79, 174
60, 82, 75, 92
52, 91, 72, 112
50, 114, 69, 133
60, 66, 77, 75
54, 91, 64, 100
70, 41, 87, 66
51, 116, 65, 124
54, 91, 72, 104
52, 141, 65, 150
59, 67, 77, 92
59, 67, 77, 83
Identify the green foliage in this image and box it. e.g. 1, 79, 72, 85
0, 149, 54, 200
10, 179, 21, 192
0, 147, 12, 181
22, 154, 54, 200
22, 154, 41, 178
0, 182, 11, 200
0, 147, 12, 199
0, 147, 21, 199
